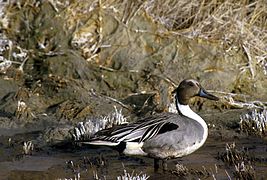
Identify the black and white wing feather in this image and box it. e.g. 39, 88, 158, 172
81, 113, 179, 146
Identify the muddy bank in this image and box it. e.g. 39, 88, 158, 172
0, 110, 266, 179
0, 1, 266, 125
0, 1, 266, 179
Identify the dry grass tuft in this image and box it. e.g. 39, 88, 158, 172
234, 161, 256, 179
217, 142, 252, 165
117, 167, 150, 180
22, 141, 34, 155
172, 163, 232, 179
240, 108, 267, 136
171, 163, 189, 176
71, 106, 128, 141
1, 0, 266, 77
217, 142, 257, 179
145, 0, 267, 77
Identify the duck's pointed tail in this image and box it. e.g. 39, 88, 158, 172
79, 140, 120, 146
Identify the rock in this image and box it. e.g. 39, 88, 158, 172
41, 125, 73, 145
0, 1, 266, 143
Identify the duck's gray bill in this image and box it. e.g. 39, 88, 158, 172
199, 88, 219, 101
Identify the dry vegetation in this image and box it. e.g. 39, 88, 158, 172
72, 106, 127, 141
96, 0, 267, 77
240, 108, 267, 136
1, 0, 266, 76
0, 1, 266, 179
217, 142, 256, 179
145, 0, 267, 77
217, 142, 252, 165
0, 0, 266, 125
0, 1, 266, 111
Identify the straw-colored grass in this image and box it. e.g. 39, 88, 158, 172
240, 108, 267, 136
144, 0, 267, 77
1, 0, 266, 76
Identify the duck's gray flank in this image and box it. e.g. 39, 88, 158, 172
79, 79, 219, 170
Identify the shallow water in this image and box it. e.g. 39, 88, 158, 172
0, 110, 267, 179
0, 137, 266, 179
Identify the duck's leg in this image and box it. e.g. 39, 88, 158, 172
154, 159, 160, 172
162, 159, 168, 171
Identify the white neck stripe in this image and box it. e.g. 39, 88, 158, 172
176, 98, 208, 139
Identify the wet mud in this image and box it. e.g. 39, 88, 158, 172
0, 110, 266, 180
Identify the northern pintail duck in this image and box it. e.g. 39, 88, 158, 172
80, 79, 219, 170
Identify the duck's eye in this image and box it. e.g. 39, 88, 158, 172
188, 82, 194, 86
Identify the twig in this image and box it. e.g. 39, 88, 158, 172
122, 1, 145, 25
18, 56, 29, 72
208, 90, 250, 98
103, 95, 132, 111
242, 44, 255, 79
99, 65, 117, 72
89, 89, 131, 111
225, 169, 231, 180
152, 74, 177, 87
48, 0, 59, 12
223, 96, 267, 109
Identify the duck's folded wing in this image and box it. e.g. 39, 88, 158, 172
81, 113, 179, 145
